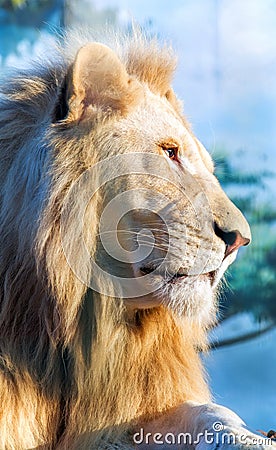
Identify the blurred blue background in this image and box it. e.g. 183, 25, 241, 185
1, 0, 275, 434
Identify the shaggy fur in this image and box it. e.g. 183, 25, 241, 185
0, 32, 250, 449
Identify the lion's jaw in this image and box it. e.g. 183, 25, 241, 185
127, 252, 238, 324
156, 249, 238, 319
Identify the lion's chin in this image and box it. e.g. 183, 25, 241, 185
157, 251, 238, 321
127, 251, 238, 319
125, 271, 216, 320
158, 272, 215, 320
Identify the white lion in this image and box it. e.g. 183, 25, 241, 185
0, 31, 272, 449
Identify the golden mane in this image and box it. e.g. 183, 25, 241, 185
0, 33, 211, 449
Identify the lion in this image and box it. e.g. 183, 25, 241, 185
0, 31, 272, 450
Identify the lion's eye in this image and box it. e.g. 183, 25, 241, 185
163, 147, 179, 161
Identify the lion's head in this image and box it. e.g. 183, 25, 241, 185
0, 33, 251, 449
44, 40, 250, 327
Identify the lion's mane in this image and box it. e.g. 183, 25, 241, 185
0, 33, 210, 450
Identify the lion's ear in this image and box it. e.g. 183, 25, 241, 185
62, 43, 140, 122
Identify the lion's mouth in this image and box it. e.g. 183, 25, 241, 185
139, 265, 218, 287
169, 270, 217, 285
139, 249, 239, 291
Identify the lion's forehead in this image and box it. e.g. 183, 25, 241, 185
119, 94, 187, 138
112, 94, 207, 170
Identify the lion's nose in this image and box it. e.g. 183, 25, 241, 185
214, 222, 250, 258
